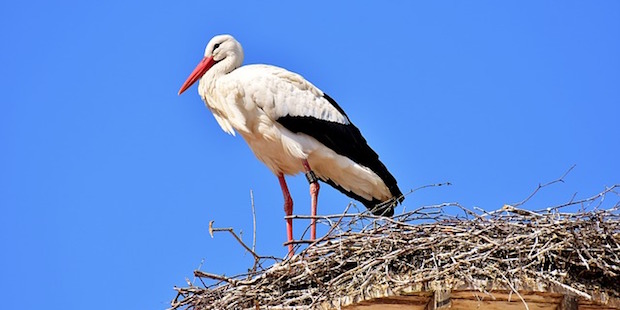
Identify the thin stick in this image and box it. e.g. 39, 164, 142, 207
551, 184, 619, 209
409, 182, 452, 194
194, 270, 238, 285
250, 190, 257, 253
191, 258, 205, 286
512, 164, 576, 207
209, 221, 260, 260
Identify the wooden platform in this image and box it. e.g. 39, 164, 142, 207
341, 290, 620, 310
328, 278, 619, 310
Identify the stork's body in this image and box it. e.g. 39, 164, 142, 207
179, 35, 403, 255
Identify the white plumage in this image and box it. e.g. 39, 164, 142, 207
179, 34, 403, 255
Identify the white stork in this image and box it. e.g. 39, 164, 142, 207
178, 34, 403, 255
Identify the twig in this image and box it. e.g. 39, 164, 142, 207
209, 221, 260, 261
191, 258, 205, 286
550, 184, 619, 210
512, 164, 576, 208
409, 182, 452, 194
501, 272, 530, 310
194, 270, 238, 285
250, 190, 257, 254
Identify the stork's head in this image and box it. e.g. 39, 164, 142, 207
178, 34, 244, 95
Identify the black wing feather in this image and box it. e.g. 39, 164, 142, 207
276, 93, 403, 215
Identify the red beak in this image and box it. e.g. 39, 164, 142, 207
178, 56, 216, 95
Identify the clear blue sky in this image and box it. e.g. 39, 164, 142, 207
1, 1, 618, 309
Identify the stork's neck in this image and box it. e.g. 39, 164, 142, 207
199, 54, 242, 94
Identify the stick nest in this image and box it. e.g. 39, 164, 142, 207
171, 186, 619, 310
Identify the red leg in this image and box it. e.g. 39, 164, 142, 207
277, 174, 294, 257
302, 160, 319, 240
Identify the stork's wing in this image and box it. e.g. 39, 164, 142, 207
229, 64, 350, 125
276, 94, 403, 209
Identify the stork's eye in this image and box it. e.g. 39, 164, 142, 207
213, 43, 221, 52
